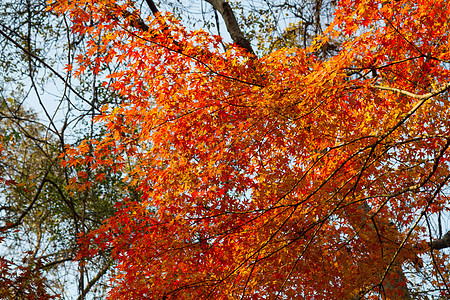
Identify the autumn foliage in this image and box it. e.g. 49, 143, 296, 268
51, 0, 450, 298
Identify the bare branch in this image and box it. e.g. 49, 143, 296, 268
0, 24, 95, 112
372, 82, 450, 100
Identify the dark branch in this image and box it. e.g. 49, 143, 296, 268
145, 0, 159, 15
0, 170, 50, 231
204, 0, 254, 55
431, 231, 450, 250
76, 260, 112, 300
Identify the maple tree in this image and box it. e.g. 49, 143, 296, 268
49, 0, 450, 298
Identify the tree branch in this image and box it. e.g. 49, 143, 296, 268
372, 82, 450, 100
76, 260, 112, 300
144, 0, 159, 15
0, 23, 94, 112
431, 231, 450, 250
0, 170, 50, 231
204, 0, 254, 55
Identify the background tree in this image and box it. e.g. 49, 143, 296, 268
0, 0, 127, 298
